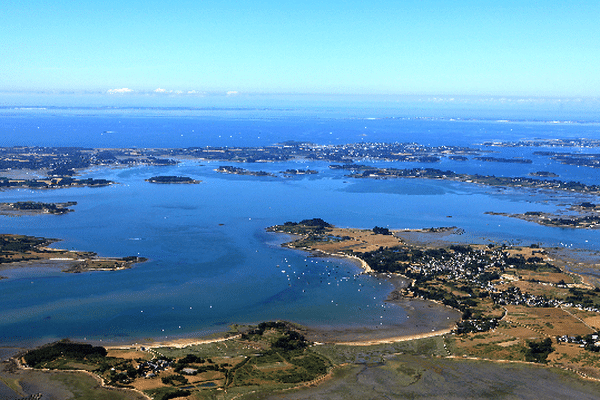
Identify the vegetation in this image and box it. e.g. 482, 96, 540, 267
19, 321, 331, 398
145, 175, 199, 184
268, 218, 333, 235
0, 177, 114, 189
282, 169, 318, 175
372, 226, 391, 235
0, 234, 54, 264
269, 221, 600, 369
524, 338, 554, 363
145, 388, 191, 400
0, 233, 146, 272
23, 340, 107, 368
215, 165, 275, 177
2, 201, 77, 214
474, 156, 533, 164
340, 165, 600, 195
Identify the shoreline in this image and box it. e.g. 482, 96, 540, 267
8, 225, 593, 353
95, 244, 459, 350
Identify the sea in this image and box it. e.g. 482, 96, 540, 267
1, 99, 600, 347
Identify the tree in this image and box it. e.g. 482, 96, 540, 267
373, 226, 391, 235
524, 338, 554, 363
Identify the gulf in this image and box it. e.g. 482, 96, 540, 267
1, 108, 600, 346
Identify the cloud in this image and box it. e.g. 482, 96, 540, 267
107, 88, 134, 94
154, 88, 168, 93
226, 91, 238, 96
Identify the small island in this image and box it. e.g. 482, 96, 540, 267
281, 168, 318, 176
145, 176, 201, 184
529, 170, 559, 178
0, 201, 77, 215
215, 165, 276, 177
474, 156, 533, 164
0, 234, 146, 274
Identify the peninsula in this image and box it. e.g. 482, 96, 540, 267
0, 234, 146, 274
0, 176, 113, 190
8, 221, 600, 400
268, 220, 600, 378
484, 202, 600, 229
0, 201, 77, 216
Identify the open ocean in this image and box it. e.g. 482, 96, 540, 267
1, 103, 600, 346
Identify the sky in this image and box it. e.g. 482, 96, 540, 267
1, 0, 599, 99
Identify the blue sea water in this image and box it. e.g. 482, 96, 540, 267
1, 104, 600, 346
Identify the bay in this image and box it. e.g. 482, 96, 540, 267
1, 105, 600, 346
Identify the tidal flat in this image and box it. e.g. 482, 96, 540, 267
266, 353, 600, 400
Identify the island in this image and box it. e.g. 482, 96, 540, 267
0, 142, 480, 183
215, 165, 276, 177
476, 138, 600, 168
474, 156, 533, 164
0, 201, 77, 215
2, 141, 600, 195
0, 234, 146, 274
481, 138, 600, 148
0, 176, 114, 190
533, 151, 600, 169
145, 176, 201, 184
485, 202, 600, 229
281, 168, 318, 176
529, 170, 559, 177
331, 165, 600, 196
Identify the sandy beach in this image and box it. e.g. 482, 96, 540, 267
104, 282, 460, 350
100, 228, 461, 351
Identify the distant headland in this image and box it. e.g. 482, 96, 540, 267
0, 234, 146, 274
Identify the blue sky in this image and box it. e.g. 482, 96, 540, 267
1, 0, 599, 98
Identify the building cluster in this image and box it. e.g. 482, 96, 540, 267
137, 358, 172, 379
557, 334, 599, 345
159, 142, 478, 163
412, 247, 599, 311
0, 146, 176, 175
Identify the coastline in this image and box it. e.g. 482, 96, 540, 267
100, 296, 460, 351
8, 224, 597, 373
289, 246, 460, 343
99, 241, 459, 350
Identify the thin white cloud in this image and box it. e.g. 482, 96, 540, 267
226, 91, 238, 96
107, 88, 134, 94
154, 88, 168, 93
